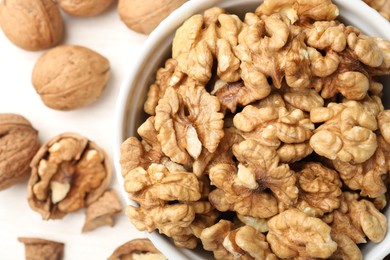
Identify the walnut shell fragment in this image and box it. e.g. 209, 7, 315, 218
0, 0, 63, 51
0, 113, 40, 190
32, 45, 110, 110
58, 0, 114, 16
18, 237, 64, 260
28, 133, 111, 220
82, 189, 122, 232
108, 239, 166, 260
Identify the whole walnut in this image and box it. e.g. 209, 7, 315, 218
118, 0, 187, 34
0, 114, 40, 190
58, 0, 115, 17
0, 0, 63, 51
32, 45, 110, 110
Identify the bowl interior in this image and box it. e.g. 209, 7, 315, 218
114, 0, 390, 259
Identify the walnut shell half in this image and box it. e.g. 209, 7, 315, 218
0, 113, 40, 190
0, 0, 63, 51
108, 239, 166, 260
27, 132, 112, 220
32, 45, 110, 110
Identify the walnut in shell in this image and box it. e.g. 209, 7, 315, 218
0, 0, 63, 51
108, 239, 166, 260
0, 113, 40, 190
118, 0, 187, 34
18, 237, 64, 260
58, 0, 114, 16
82, 189, 122, 232
27, 133, 111, 220
32, 45, 110, 110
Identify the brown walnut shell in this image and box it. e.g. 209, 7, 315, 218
58, 0, 115, 17
118, 0, 187, 34
0, 0, 63, 51
32, 45, 110, 111
0, 113, 40, 191
27, 132, 112, 220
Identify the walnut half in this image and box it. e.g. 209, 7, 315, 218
27, 133, 112, 220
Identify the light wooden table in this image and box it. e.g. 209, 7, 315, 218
0, 4, 148, 259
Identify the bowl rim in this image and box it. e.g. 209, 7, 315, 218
113, 0, 390, 259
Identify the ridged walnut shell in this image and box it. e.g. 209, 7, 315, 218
32, 45, 110, 110
58, 0, 115, 17
118, 0, 187, 34
27, 132, 112, 220
0, 114, 40, 191
0, 0, 63, 51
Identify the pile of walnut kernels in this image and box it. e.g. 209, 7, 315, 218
120, 0, 390, 259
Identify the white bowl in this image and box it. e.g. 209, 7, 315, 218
114, 0, 390, 259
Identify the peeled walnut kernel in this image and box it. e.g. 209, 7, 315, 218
296, 162, 342, 217
58, 0, 114, 16
310, 101, 378, 163
330, 232, 362, 260
0, 113, 40, 190
0, 0, 63, 51
267, 208, 337, 258
154, 86, 224, 166
378, 110, 390, 143
108, 239, 166, 260
256, 0, 339, 22
18, 237, 64, 260
32, 45, 110, 111
333, 135, 390, 198
200, 220, 276, 260
172, 9, 243, 84
118, 0, 186, 34
28, 133, 111, 220
124, 163, 201, 208
328, 192, 387, 244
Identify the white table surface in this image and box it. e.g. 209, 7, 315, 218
0, 4, 149, 259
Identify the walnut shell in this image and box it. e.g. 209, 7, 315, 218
0, 113, 40, 191
27, 132, 112, 220
58, 0, 115, 17
0, 0, 63, 51
18, 237, 64, 260
118, 0, 187, 34
108, 239, 166, 260
32, 45, 110, 110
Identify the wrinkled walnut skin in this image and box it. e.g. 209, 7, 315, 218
32, 45, 110, 110
0, 0, 63, 51
28, 133, 112, 220
58, 0, 114, 16
0, 114, 40, 190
